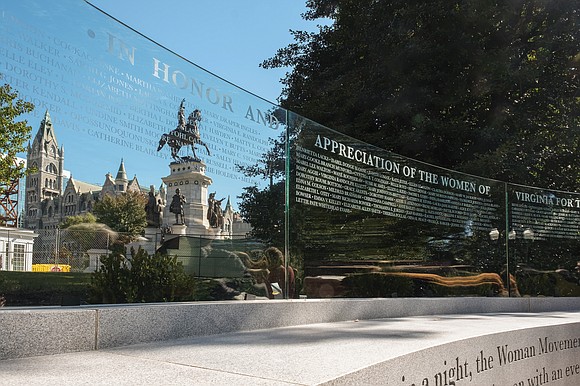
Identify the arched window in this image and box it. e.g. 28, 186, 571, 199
45, 163, 57, 174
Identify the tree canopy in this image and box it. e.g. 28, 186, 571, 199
263, 0, 579, 190
93, 191, 147, 238
59, 212, 97, 229
0, 78, 34, 193
236, 133, 288, 245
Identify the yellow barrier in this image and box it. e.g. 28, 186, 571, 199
32, 264, 71, 272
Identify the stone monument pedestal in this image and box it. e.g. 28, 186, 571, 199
170, 224, 187, 235
162, 160, 213, 237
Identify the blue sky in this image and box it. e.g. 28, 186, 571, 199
88, 0, 325, 103
1, 0, 327, 211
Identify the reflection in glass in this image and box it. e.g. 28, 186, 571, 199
0, 0, 578, 303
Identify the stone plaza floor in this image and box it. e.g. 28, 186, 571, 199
1, 311, 579, 385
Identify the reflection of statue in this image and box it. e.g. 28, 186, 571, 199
156, 199, 165, 227
145, 186, 157, 227
157, 99, 211, 163
169, 188, 186, 225
265, 247, 295, 299
177, 98, 186, 128
207, 192, 225, 228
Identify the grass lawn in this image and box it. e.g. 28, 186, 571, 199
0, 271, 92, 307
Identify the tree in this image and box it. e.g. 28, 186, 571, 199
263, 0, 580, 190
236, 133, 286, 244
0, 77, 34, 193
238, 182, 285, 244
93, 191, 147, 239
237, 135, 286, 188
59, 214, 117, 260
59, 213, 97, 229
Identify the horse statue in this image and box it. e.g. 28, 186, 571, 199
157, 99, 211, 163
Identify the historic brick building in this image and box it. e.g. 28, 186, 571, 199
23, 111, 250, 241
24, 111, 143, 231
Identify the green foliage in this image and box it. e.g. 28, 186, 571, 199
266, 0, 580, 190
93, 191, 147, 238
238, 182, 285, 244
59, 213, 97, 229
342, 273, 415, 297
515, 270, 557, 297
342, 272, 503, 298
90, 247, 196, 304
236, 135, 286, 187
426, 283, 501, 297
513, 268, 580, 297
0, 77, 34, 193
236, 132, 287, 244
0, 271, 91, 306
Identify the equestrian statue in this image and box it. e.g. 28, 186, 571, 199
157, 99, 211, 163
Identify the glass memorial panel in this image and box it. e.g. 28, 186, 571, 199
289, 113, 511, 298
1, 0, 578, 302
1, 0, 287, 299
507, 184, 580, 296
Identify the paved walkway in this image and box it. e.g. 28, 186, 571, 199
1, 311, 579, 385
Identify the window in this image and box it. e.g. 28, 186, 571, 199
45, 163, 58, 174
12, 244, 25, 271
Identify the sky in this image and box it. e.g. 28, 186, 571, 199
1, 0, 328, 211
87, 0, 324, 104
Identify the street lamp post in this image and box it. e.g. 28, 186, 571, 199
489, 227, 518, 296
523, 228, 534, 264
508, 229, 516, 267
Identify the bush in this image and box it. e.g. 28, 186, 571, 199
90, 247, 197, 304
515, 271, 557, 297
0, 271, 91, 306
342, 273, 415, 297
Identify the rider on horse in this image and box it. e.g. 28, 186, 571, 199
157, 100, 211, 163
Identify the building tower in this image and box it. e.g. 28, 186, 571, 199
25, 111, 65, 230
115, 159, 128, 193
223, 196, 234, 238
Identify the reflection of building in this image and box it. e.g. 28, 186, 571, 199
23, 111, 145, 232
215, 195, 252, 238
22, 111, 152, 267
23, 111, 250, 241
0, 226, 37, 271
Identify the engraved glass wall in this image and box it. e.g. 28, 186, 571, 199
1, 0, 286, 301
507, 184, 580, 297
290, 113, 512, 298
1, 0, 578, 303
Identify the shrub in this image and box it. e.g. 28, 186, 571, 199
342, 273, 415, 297
0, 271, 91, 306
90, 247, 196, 304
